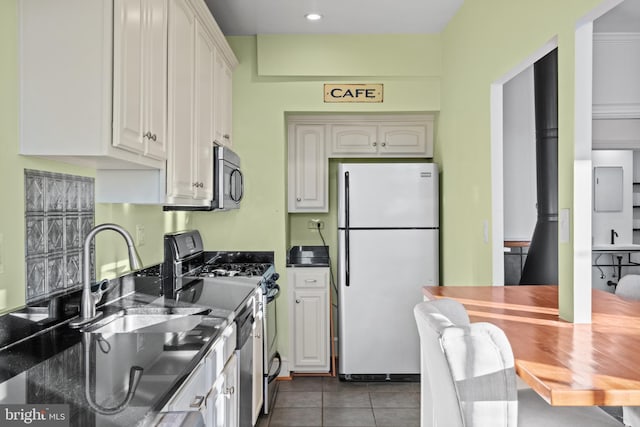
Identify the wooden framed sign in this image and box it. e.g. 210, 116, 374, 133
324, 84, 383, 103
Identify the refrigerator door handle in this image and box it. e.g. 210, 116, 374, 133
345, 171, 350, 287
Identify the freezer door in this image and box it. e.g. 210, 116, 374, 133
338, 163, 438, 228
338, 229, 438, 375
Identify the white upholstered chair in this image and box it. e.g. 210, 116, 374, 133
413, 298, 623, 427
614, 275, 640, 426
616, 274, 640, 301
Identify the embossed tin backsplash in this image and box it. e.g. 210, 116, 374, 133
24, 170, 95, 303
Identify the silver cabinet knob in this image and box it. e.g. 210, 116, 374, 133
189, 395, 205, 408
381, 142, 386, 147
296, 197, 301, 202
372, 142, 377, 147
223, 386, 235, 398
295, 299, 301, 303
143, 132, 157, 141
223, 134, 230, 140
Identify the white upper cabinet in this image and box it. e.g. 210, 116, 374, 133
19, 0, 236, 204
113, 0, 168, 160
287, 114, 435, 212
331, 121, 432, 157
193, 19, 216, 202
19, 0, 165, 170
165, 0, 236, 206
593, 33, 640, 119
331, 125, 378, 155
288, 124, 328, 212
166, 0, 196, 203
214, 51, 234, 147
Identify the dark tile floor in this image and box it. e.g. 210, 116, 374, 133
256, 376, 420, 427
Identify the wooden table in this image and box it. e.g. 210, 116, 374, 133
422, 285, 640, 406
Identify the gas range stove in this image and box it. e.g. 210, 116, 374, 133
198, 262, 272, 278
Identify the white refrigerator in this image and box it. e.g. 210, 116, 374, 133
337, 163, 439, 378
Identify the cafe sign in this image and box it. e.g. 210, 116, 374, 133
324, 84, 383, 103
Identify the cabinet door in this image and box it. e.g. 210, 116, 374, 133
293, 289, 329, 371
168, 361, 207, 412
113, 0, 145, 155
288, 124, 328, 212
223, 353, 239, 427
166, 0, 196, 200
378, 124, 430, 156
193, 19, 215, 201
252, 310, 264, 425
213, 51, 233, 146
330, 124, 378, 155
143, 0, 168, 160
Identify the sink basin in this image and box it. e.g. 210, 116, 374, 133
82, 312, 205, 334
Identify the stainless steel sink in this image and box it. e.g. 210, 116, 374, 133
123, 306, 210, 316
82, 311, 206, 334
9, 307, 49, 322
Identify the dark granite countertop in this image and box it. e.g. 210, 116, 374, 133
0, 267, 253, 427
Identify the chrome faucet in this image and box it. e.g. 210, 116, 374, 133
70, 224, 142, 328
611, 229, 619, 245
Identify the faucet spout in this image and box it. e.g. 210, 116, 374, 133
611, 229, 619, 245
70, 224, 143, 328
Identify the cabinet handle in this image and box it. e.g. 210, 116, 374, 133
150, 133, 157, 141
381, 142, 386, 147
295, 299, 301, 303
255, 332, 261, 339
372, 142, 377, 147
296, 197, 301, 202
189, 395, 205, 408
143, 131, 152, 139
223, 134, 230, 140
223, 386, 235, 397
304, 279, 317, 283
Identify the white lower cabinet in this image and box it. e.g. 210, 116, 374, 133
288, 268, 330, 373
163, 322, 238, 426
207, 353, 238, 427
167, 361, 208, 416
252, 310, 264, 425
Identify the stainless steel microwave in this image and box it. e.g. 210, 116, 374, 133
163, 146, 243, 211
213, 146, 243, 210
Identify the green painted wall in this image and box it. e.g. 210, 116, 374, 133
0, 0, 183, 314
438, 0, 603, 320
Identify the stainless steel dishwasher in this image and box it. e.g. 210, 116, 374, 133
236, 296, 254, 427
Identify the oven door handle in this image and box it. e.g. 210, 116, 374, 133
267, 352, 282, 383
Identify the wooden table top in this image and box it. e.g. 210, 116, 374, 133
422, 285, 640, 406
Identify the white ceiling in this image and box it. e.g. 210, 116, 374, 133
595, 0, 640, 32
204, 0, 464, 35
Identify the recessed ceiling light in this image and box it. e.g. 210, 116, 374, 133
305, 13, 323, 21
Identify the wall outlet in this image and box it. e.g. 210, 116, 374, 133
135, 225, 145, 246
307, 219, 324, 230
